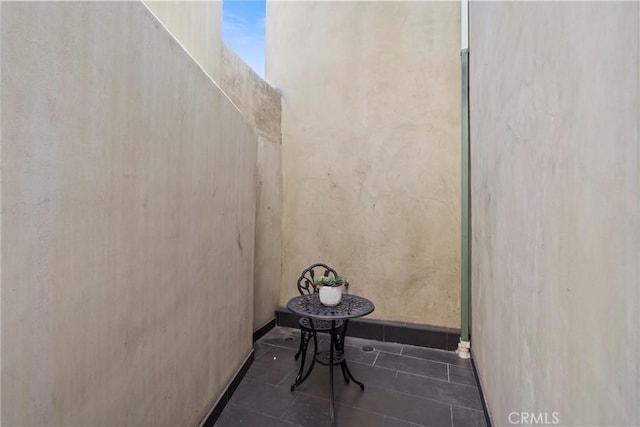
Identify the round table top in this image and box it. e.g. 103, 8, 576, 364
287, 293, 375, 321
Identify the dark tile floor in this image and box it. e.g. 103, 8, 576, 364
215, 327, 487, 427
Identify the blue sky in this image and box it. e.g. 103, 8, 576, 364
222, 0, 266, 78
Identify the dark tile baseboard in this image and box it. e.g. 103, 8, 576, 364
199, 317, 279, 426
275, 308, 461, 351
200, 350, 255, 427
471, 357, 493, 427
252, 318, 276, 343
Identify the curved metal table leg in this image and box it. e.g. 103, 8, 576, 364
329, 320, 336, 427
337, 319, 365, 390
294, 329, 304, 360
340, 362, 350, 384
341, 360, 364, 390
290, 328, 318, 391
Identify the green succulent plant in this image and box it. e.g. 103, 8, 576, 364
314, 275, 346, 288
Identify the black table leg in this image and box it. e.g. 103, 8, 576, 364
290, 328, 318, 391
337, 320, 364, 390
341, 361, 364, 390
340, 363, 350, 384
329, 319, 336, 427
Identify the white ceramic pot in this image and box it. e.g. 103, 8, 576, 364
319, 285, 342, 306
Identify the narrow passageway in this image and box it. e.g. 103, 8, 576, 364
215, 327, 487, 427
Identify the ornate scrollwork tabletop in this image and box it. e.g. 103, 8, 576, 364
287, 294, 375, 321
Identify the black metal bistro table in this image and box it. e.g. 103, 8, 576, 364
287, 293, 375, 426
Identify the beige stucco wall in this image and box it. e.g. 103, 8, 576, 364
470, 2, 639, 425
144, 1, 222, 83
221, 44, 282, 330
1, 2, 256, 425
267, 1, 461, 327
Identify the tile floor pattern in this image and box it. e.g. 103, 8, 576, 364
215, 327, 487, 427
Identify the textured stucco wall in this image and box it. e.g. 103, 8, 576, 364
1, 2, 256, 425
470, 2, 639, 425
144, 1, 222, 83
221, 44, 282, 330
267, 1, 461, 327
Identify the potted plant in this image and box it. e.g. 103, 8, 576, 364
315, 276, 346, 306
